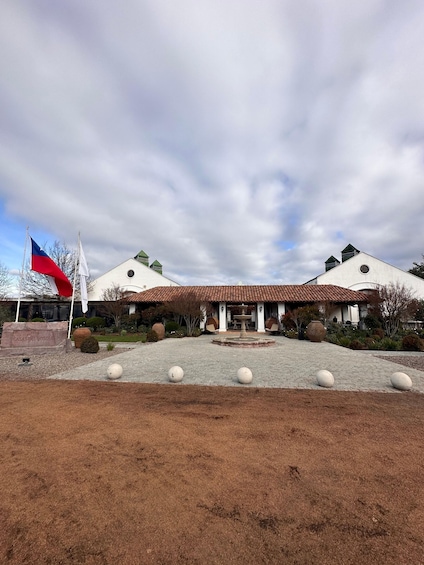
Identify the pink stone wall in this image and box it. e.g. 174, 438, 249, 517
0, 322, 69, 353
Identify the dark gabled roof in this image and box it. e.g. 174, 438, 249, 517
341, 244, 360, 254
325, 255, 340, 264
127, 285, 368, 304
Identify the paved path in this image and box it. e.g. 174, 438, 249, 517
49, 335, 424, 393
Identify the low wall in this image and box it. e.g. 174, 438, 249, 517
0, 322, 72, 356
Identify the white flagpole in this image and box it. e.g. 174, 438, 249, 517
15, 227, 29, 322
67, 233, 79, 339
78, 239, 89, 314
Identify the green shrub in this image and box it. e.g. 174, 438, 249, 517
172, 328, 187, 338
80, 335, 100, 353
120, 313, 141, 333
192, 327, 202, 337
72, 317, 87, 328
326, 322, 340, 335
401, 334, 424, 352
120, 329, 127, 336
339, 337, 351, 348
31, 317, 45, 322
368, 340, 383, 350
165, 321, 180, 333
138, 324, 148, 334
325, 334, 340, 345
146, 329, 159, 342
86, 317, 105, 331
380, 338, 400, 351
364, 314, 382, 330
284, 330, 298, 339
106, 342, 115, 351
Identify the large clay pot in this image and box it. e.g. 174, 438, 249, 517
306, 320, 326, 343
152, 322, 165, 340
73, 327, 92, 348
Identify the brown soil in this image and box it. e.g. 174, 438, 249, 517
0, 380, 423, 564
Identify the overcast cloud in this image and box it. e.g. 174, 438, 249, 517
1, 0, 424, 287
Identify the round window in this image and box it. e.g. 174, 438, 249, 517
127, 269, 135, 278
360, 264, 369, 274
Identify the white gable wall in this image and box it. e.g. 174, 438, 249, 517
88, 258, 180, 301
311, 252, 424, 324
314, 252, 424, 298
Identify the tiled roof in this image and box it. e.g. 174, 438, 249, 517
127, 285, 368, 304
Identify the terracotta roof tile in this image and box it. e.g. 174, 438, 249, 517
127, 285, 368, 304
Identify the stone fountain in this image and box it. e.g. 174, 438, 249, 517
212, 304, 275, 348
233, 303, 251, 339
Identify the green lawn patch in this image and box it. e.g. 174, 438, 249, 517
94, 334, 146, 343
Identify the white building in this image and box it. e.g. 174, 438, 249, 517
306, 244, 424, 323
88, 249, 180, 303
128, 284, 368, 332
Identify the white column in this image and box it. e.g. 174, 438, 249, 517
219, 302, 227, 332
257, 302, 265, 333
200, 304, 207, 330
277, 302, 285, 324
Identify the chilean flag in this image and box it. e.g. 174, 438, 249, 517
31, 238, 73, 297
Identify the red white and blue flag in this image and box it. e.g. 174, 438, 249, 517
30, 238, 73, 297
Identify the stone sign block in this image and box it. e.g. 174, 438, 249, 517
0, 322, 71, 356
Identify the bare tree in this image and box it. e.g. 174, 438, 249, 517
319, 301, 337, 325
99, 283, 127, 329
0, 261, 13, 300
284, 305, 321, 334
377, 282, 418, 338
164, 292, 211, 336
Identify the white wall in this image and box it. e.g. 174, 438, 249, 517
88, 258, 180, 301
315, 252, 424, 299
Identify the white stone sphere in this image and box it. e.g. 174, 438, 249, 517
316, 370, 334, 388
237, 367, 253, 384
390, 372, 412, 391
168, 366, 184, 382
107, 363, 123, 380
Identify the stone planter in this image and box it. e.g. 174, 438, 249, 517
306, 320, 326, 343
152, 322, 165, 340
73, 327, 92, 348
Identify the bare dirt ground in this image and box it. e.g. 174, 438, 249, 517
0, 352, 424, 564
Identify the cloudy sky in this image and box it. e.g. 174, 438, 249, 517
1, 0, 424, 290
